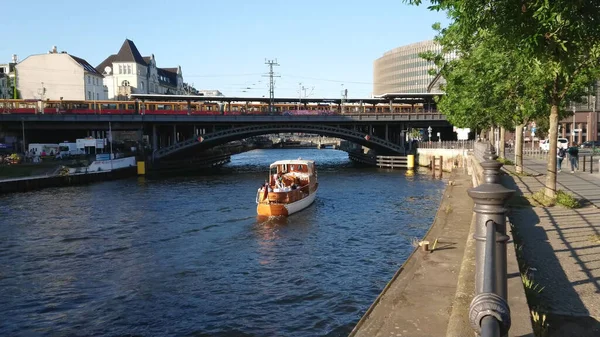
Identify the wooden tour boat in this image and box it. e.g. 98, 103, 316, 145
256, 159, 318, 216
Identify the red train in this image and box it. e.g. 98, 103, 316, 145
0, 99, 428, 116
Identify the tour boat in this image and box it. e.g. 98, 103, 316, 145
256, 159, 318, 216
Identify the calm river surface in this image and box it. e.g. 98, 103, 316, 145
0, 149, 445, 337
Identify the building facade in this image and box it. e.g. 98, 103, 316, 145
373, 40, 450, 95
197, 89, 224, 96
0, 73, 8, 99
0, 56, 17, 99
15, 47, 105, 101
97, 39, 184, 100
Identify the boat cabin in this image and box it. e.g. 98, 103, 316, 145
268, 160, 316, 193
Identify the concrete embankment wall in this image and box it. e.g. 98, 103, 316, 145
0, 168, 136, 195
450, 154, 533, 337
417, 148, 470, 172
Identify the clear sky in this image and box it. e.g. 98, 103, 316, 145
3, 0, 449, 99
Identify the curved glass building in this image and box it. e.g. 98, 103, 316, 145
373, 40, 444, 95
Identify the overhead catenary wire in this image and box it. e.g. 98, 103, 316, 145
13, 66, 399, 86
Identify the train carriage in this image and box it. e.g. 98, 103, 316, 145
0, 98, 431, 116
1, 99, 37, 114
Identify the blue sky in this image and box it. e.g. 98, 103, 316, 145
3, 0, 449, 98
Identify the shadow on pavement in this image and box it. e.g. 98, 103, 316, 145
501, 174, 600, 337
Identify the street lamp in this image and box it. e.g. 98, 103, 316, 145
21, 118, 25, 154
427, 126, 432, 142
572, 104, 576, 144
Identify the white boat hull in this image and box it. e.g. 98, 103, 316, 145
284, 188, 317, 216
256, 186, 318, 217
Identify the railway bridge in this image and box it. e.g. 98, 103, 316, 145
0, 93, 454, 170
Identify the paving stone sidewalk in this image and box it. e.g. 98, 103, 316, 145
502, 156, 600, 336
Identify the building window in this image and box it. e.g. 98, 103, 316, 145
141, 81, 145, 91
119, 65, 122, 74
96, 93, 99, 100
127, 65, 131, 74
87, 76, 90, 84
88, 91, 91, 100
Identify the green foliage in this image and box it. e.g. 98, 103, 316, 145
522, 271, 545, 302
497, 157, 514, 166
555, 190, 580, 208
404, 0, 600, 198
532, 189, 556, 207
408, 128, 422, 140
531, 310, 550, 337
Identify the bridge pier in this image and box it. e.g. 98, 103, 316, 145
152, 124, 158, 152
385, 124, 389, 141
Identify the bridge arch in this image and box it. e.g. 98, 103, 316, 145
154, 123, 407, 160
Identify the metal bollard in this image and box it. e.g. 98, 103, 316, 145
467, 143, 515, 337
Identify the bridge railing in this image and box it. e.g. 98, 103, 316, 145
418, 140, 474, 150
468, 144, 515, 337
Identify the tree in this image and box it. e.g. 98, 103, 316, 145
407, 0, 600, 199
422, 26, 548, 172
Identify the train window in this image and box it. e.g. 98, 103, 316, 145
101, 103, 118, 109
127, 104, 135, 110
157, 104, 172, 110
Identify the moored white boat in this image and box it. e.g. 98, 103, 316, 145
256, 159, 318, 216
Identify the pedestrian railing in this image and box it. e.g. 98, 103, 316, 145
418, 140, 474, 150
469, 143, 515, 337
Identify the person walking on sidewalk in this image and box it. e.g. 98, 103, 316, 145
567, 142, 579, 173
557, 147, 567, 172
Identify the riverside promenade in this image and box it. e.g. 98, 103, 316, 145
502, 156, 600, 336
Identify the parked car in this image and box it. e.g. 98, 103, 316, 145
580, 140, 600, 148
558, 138, 569, 149
540, 138, 568, 151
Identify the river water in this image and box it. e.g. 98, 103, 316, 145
0, 148, 445, 337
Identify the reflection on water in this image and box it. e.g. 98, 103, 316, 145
0, 149, 445, 337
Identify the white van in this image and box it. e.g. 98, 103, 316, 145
540, 138, 568, 151
28, 143, 59, 156
57, 142, 85, 158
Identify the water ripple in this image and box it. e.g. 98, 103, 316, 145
0, 149, 444, 337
